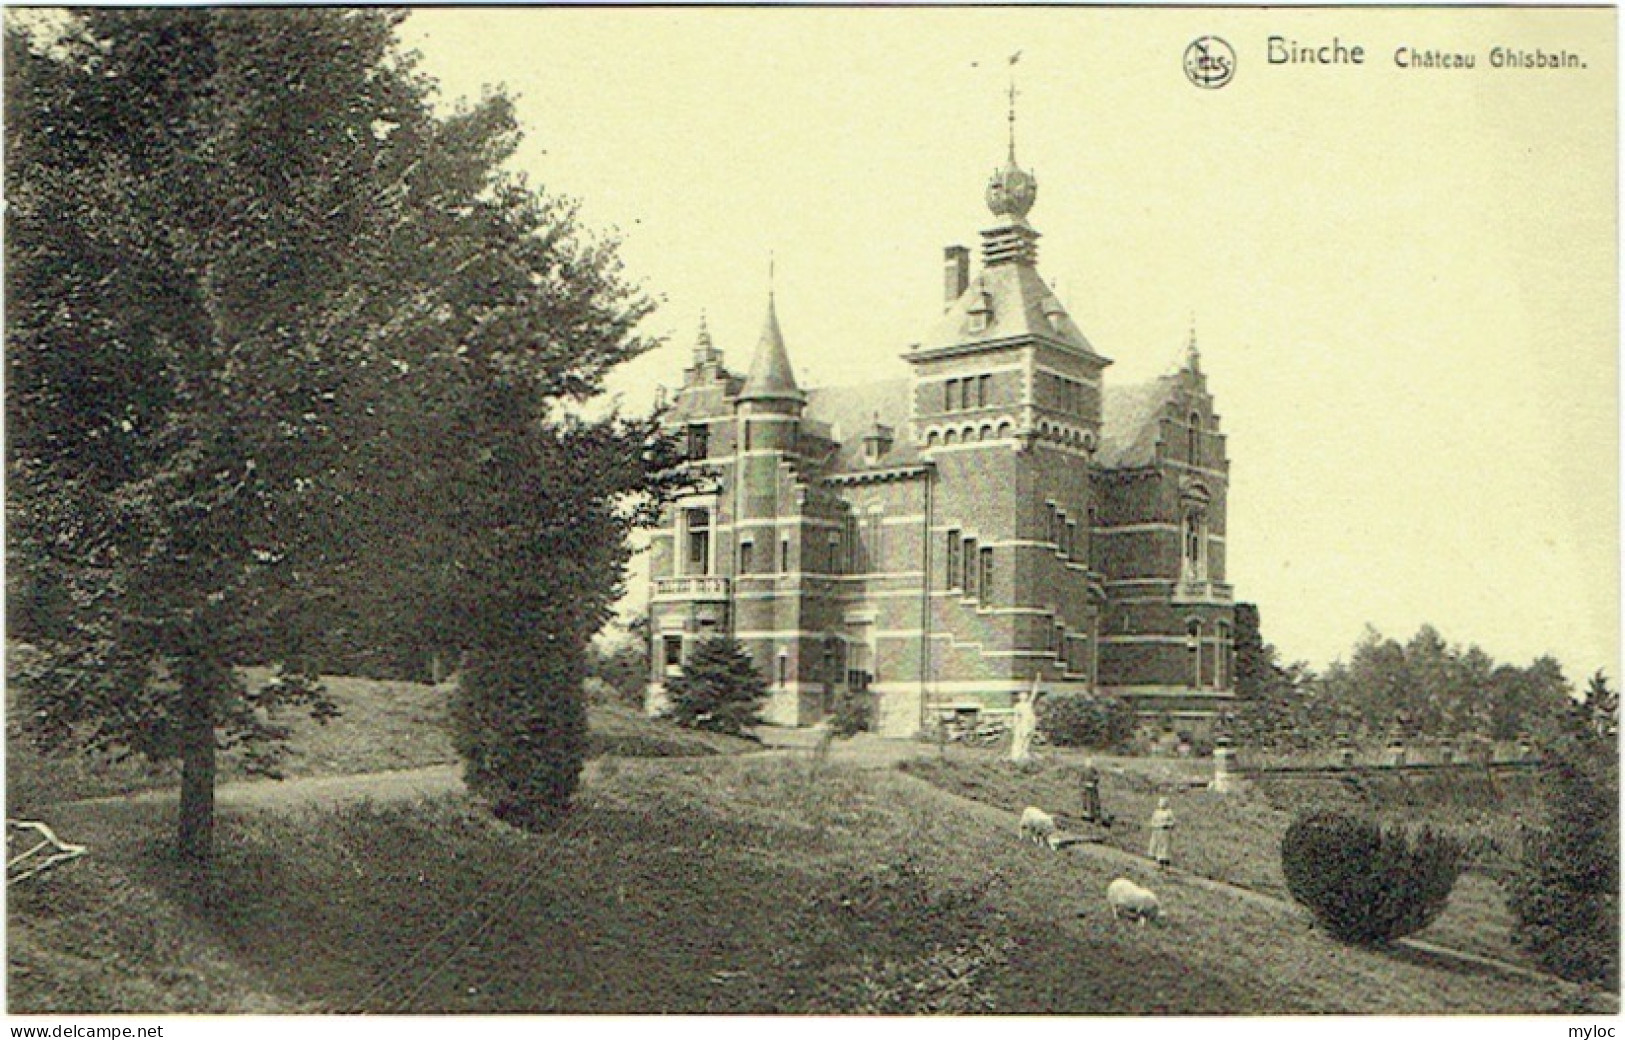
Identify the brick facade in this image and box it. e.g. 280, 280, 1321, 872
648, 150, 1236, 737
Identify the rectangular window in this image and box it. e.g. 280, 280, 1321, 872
866, 511, 884, 570
686, 423, 708, 460
963, 538, 977, 597
978, 546, 994, 602
1055, 623, 1066, 659
827, 533, 841, 574
739, 540, 753, 574
978, 374, 990, 408
945, 529, 961, 589
945, 379, 958, 411
663, 636, 683, 674
1066, 520, 1078, 560
686, 508, 711, 574
960, 378, 972, 411
777, 653, 788, 687
780, 537, 791, 574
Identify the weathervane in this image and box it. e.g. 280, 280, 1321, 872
1007, 50, 1023, 162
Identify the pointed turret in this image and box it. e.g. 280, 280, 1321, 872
738, 292, 804, 407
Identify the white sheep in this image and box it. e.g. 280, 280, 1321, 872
1106, 877, 1161, 925
1019, 806, 1056, 845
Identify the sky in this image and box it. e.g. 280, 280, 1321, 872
401, 6, 1618, 681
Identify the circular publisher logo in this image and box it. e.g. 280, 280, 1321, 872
1184, 36, 1236, 89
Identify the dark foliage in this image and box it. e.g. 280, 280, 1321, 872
1036, 691, 1136, 750
452, 649, 587, 831
8, 10, 687, 855
585, 634, 650, 709
1510, 696, 1619, 986
666, 638, 767, 737
1281, 811, 1463, 945
828, 687, 874, 739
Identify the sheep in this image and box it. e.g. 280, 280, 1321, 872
1106, 877, 1161, 925
1019, 806, 1056, 845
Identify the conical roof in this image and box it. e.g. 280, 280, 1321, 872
738, 294, 803, 404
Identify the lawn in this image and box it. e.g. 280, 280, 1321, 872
7, 668, 750, 815
900, 750, 1553, 970
9, 755, 1610, 1014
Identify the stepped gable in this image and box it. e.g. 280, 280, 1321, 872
1097, 375, 1179, 469
803, 378, 918, 473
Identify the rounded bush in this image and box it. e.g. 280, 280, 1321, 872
452, 648, 587, 831
1037, 691, 1136, 750
1281, 810, 1463, 945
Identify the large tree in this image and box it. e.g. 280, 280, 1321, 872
7, 9, 676, 858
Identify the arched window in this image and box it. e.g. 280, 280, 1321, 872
1188, 412, 1201, 466
1182, 510, 1206, 581
1216, 622, 1231, 689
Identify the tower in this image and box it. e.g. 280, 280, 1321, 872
905, 99, 1112, 702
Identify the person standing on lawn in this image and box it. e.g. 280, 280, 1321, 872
1079, 757, 1104, 824
1147, 796, 1176, 868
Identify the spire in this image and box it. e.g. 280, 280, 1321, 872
738, 288, 803, 406
1186, 314, 1201, 374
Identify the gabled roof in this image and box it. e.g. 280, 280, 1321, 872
914, 263, 1103, 360
804, 378, 919, 472
1097, 375, 1180, 469
738, 295, 803, 403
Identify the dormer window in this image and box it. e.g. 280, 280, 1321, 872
1043, 298, 1067, 334
966, 293, 992, 334
861, 421, 894, 464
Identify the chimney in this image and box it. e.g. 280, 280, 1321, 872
943, 245, 970, 308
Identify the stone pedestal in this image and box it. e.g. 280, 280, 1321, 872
1210, 746, 1238, 793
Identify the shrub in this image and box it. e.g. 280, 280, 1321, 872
451, 648, 587, 831
666, 637, 767, 736
1280, 810, 1463, 945
1037, 691, 1136, 750
1508, 754, 1620, 986
828, 687, 873, 739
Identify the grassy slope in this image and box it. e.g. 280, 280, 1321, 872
8, 671, 749, 815
901, 752, 1541, 968
11, 757, 1606, 1014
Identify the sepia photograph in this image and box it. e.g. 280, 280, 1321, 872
4, 3, 1618, 1023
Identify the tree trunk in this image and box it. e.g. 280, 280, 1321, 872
177, 658, 218, 864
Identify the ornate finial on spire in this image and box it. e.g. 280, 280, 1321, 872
693, 309, 717, 366
768, 252, 776, 300
986, 51, 1037, 224
1186, 313, 1202, 373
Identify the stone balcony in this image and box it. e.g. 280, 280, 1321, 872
1172, 579, 1234, 605
653, 575, 731, 601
